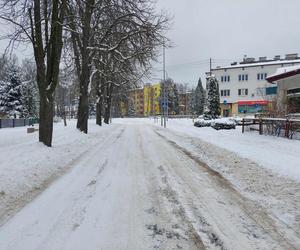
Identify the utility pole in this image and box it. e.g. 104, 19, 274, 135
163, 40, 167, 128
210, 58, 212, 76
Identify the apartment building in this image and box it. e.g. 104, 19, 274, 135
128, 88, 144, 116
144, 83, 161, 116
208, 54, 300, 116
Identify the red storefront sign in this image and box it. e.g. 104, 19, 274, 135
237, 100, 269, 106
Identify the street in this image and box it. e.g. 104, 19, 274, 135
0, 121, 299, 250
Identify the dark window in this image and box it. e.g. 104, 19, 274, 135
245, 74, 248, 81
266, 86, 277, 95
257, 73, 260, 80
242, 75, 245, 81
238, 89, 241, 95
265, 73, 267, 79
245, 89, 248, 95
221, 90, 224, 96
239, 75, 241, 81
228, 76, 230, 82
221, 76, 224, 82
287, 88, 300, 95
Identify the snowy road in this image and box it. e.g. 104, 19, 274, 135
0, 122, 299, 249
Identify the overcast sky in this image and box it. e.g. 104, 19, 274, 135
1, 0, 300, 87
150, 0, 300, 86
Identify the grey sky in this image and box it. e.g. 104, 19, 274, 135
1, 0, 300, 88
151, 0, 300, 87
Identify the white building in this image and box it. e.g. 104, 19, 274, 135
267, 65, 300, 114
207, 54, 300, 116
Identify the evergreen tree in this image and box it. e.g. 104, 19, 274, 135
206, 75, 221, 118
0, 67, 23, 117
194, 78, 205, 115
0, 81, 6, 117
173, 84, 179, 115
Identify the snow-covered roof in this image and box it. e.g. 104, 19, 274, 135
211, 59, 300, 71
266, 65, 300, 83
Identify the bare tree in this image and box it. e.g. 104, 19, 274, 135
0, 0, 67, 146
67, 0, 169, 131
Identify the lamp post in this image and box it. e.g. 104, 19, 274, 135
163, 40, 167, 128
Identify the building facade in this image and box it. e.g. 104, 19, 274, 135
144, 83, 161, 116
267, 65, 300, 114
128, 88, 144, 116
209, 54, 300, 116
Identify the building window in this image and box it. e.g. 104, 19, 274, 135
221, 75, 230, 82
257, 73, 267, 80
221, 89, 230, 97
266, 86, 277, 95
239, 74, 248, 81
238, 88, 248, 96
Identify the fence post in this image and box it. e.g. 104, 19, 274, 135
242, 118, 245, 133
259, 118, 263, 135
285, 119, 290, 138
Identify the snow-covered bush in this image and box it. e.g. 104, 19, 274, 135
194, 119, 212, 127
211, 118, 236, 130
194, 117, 236, 130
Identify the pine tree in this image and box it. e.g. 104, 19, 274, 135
206, 75, 221, 118
173, 84, 179, 115
0, 80, 7, 117
0, 67, 23, 117
194, 78, 205, 115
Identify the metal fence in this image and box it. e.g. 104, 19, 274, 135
0, 118, 38, 129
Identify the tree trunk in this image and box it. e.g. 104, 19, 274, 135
39, 94, 54, 147
96, 100, 102, 126
104, 97, 111, 124
77, 91, 89, 133
104, 84, 113, 124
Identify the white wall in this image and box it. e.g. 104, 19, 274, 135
212, 61, 300, 104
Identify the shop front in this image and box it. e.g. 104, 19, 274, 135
237, 100, 269, 114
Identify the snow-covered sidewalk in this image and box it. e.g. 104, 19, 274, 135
161, 118, 300, 182
0, 120, 118, 224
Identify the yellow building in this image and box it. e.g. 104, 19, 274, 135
144, 83, 161, 116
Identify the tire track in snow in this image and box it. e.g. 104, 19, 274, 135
154, 129, 300, 250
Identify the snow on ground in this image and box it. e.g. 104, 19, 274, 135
0, 117, 300, 249
0, 120, 118, 224
115, 118, 300, 239
162, 118, 300, 182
